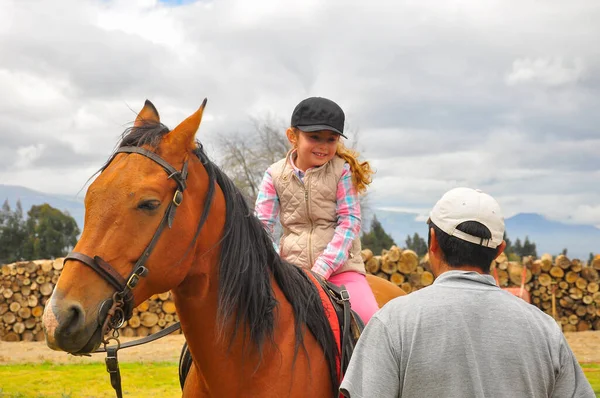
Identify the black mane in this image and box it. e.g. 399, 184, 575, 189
116, 123, 339, 395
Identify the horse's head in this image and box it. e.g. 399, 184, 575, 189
43, 100, 212, 354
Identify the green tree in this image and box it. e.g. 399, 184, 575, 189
521, 236, 537, 258
513, 238, 523, 257
0, 200, 27, 263
22, 204, 80, 260
405, 232, 427, 256
589, 252, 595, 266
561, 248, 568, 256
361, 215, 396, 255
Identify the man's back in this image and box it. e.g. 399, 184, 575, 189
340, 271, 594, 398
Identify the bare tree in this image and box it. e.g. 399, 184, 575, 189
218, 114, 289, 204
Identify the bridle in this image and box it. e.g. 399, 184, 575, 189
63, 145, 214, 397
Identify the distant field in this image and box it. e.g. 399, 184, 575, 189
0, 361, 598, 397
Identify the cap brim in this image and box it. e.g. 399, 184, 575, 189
296, 124, 347, 139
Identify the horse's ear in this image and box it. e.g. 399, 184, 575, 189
166, 99, 208, 152
134, 100, 160, 127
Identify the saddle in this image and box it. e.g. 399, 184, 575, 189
307, 271, 365, 377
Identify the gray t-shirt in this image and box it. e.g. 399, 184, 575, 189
340, 270, 594, 398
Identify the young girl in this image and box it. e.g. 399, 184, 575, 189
255, 96, 379, 324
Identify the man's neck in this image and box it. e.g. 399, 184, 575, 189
434, 263, 486, 277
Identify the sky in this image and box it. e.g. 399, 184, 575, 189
0, 0, 598, 227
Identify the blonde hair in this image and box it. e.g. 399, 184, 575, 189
289, 128, 373, 194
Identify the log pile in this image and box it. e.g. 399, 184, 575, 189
364, 248, 600, 332
0, 258, 180, 342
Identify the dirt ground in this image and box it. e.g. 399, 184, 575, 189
1, 331, 600, 365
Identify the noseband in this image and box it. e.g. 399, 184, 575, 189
64, 146, 211, 346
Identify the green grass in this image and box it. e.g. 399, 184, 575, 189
0, 362, 598, 397
582, 363, 600, 398
0, 362, 180, 398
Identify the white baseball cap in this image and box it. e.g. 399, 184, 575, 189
429, 187, 505, 249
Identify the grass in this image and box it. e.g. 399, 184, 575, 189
0, 362, 180, 398
0, 362, 598, 397
583, 363, 600, 398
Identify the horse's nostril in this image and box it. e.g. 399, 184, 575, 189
57, 303, 85, 337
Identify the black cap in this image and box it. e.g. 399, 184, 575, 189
290, 97, 347, 138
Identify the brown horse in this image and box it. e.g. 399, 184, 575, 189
42, 100, 405, 397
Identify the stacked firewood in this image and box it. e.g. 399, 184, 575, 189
362, 246, 434, 294
0, 259, 180, 342
364, 247, 600, 332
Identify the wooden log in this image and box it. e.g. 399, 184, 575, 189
569, 287, 583, 300
540, 254, 553, 270
380, 254, 398, 274
421, 271, 434, 287
21, 286, 31, 296
21, 331, 34, 342
400, 282, 412, 294
24, 262, 38, 274
136, 326, 150, 337
158, 318, 167, 327
577, 321, 590, 332
559, 297, 574, 309
2, 288, 13, 299
568, 314, 579, 325
389, 272, 405, 286
575, 306, 587, 317
2, 332, 19, 342
34, 330, 45, 342
52, 258, 64, 271
549, 266, 564, 279
128, 315, 141, 328
575, 278, 588, 290
0, 303, 8, 315
594, 319, 600, 331
530, 260, 542, 275
157, 292, 171, 301
140, 312, 159, 328
555, 255, 571, 270
592, 254, 600, 270
40, 261, 53, 273
508, 262, 532, 285
565, 271, 578, 284
9, 302, 21, 313
40, 283, 53, 296
18, 307, 31, 319
136, 301, 150, 312
375, 272, 387, 280
495, 269, 509, 286
3, 312, 16, 324
31, 306, 44, 318
24, 318, 36, 329
35, 275, 46, 285
13, 321, 25, 334
122, 327, 136, 337
594, 292, 600, 304
570, 261, 583, 273
150, 325, 162, 335
386, 246, 402, 262
582, 267, 599, 282
361, 249, 374, 263
27, 295, 38, 308
532, 289, 541, 297
587, 282, 599, 294
398, 250, 418, 275
537, 273, 552, 287
582, 295, 593, 305
51, 275, 59, 284
558, 281, 569, 290
162, 301, 177, 315
365, 256, 381, 274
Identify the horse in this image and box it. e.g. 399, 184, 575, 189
42, 100, 406, 397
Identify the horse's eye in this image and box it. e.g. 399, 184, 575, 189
137, 200, 161, 211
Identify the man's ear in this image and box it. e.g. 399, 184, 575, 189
494, 240, 507, 260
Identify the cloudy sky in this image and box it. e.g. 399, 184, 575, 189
0, 0, 598, 227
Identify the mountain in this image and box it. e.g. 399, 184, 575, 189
369, 210, 599, 260
0, 185, 85, 229
1, 184, 598, 260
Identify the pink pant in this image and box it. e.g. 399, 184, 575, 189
329, 271, 379, 324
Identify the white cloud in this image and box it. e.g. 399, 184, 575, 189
0, 0, 598, 229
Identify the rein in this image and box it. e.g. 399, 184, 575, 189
65, 146, 215, 398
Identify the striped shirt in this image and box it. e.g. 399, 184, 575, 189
255, 155, 361, 279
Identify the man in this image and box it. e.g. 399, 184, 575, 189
340, 187, 594, 398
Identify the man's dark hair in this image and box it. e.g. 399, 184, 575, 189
427, 221, 499, 272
